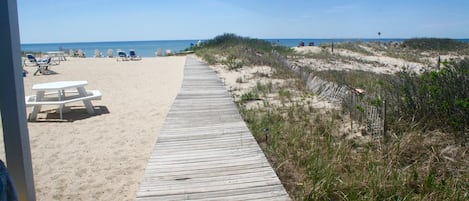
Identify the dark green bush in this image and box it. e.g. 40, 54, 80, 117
403, 38, 468, 51
388, 58, 469, 132
194, 33, 293, 70
239, 92, 260, 103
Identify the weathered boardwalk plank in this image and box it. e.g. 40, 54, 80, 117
136, 56, 290, 200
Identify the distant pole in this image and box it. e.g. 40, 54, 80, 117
331, 41, 334, 53
378, 32, 382, 44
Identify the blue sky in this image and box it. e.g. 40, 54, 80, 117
18, 0, 469, 43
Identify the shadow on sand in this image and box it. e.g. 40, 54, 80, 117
28, 105, 110, 123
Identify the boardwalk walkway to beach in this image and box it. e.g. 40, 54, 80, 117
136, 56, 290, 200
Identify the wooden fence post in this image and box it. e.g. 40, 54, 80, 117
350, 90, 353, 134
382, 99, 387, 137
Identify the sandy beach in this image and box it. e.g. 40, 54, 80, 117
1, 56, 185, 200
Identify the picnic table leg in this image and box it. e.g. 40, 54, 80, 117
58, 90, 64, 119
51, 58, 59, 65
77, 87, 95, 114
29, 91, 45, 120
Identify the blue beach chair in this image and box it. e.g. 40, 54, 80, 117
24, 54, 54, 75
32, 57, 52, 75
116, 50, 129, 61
129, 49, 141, 60
24, 54, 47, 66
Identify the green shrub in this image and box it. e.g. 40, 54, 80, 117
403, 38, 468, 51
239, 92, 260, 103
222, 55, 243, 70
194, 33, 294, 74
388, 58, 469, 132
256, 81, 273, 95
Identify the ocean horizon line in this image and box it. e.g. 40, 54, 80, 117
21, 39, 204, 45
21, 38, 469, 58
21, 37, 469, 45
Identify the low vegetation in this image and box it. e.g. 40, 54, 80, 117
194, 34, 469, 201
389, 59, 469, 132
333, 42, 375, 56
403, 38, 469, 52
192, 33, 294, 77
314, 59, 468, 133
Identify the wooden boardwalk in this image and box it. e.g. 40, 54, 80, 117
136, 56, 290, 200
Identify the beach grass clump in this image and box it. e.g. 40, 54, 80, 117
385, 58, 469, 133
239, 91, 261, 103
255, 81, 273, 95
369, 38, 469, 62
403, 38, 469, 52
300, 49, 347, 63
193, 33, 294, 72
222, 54, 244, 70
362, 42, 425, 63
383, 49, 424, 63
334, 42, 375, 56
313, 58, 468, 134
300, 49, 381, 67
360, 42, 428, 63
313, 69, 391, 95
239, 87, 469, 201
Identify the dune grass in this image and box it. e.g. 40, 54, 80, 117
194, 34, 469, 201
242, 102, 469, 201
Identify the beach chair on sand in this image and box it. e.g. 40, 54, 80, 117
129, 49, 141, 60
67, 49, 74, 57
106, 49, 113, 58
25, 54, 55, 66
156, 48, 163, 57
116, 50, 129, 61
32, 57, 52, 76
24, 54, 41, 66
94, 49, 102, 58
77, 49, 86, 58
24, 54, 54, 75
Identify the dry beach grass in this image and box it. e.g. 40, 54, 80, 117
194, 35, 469, 200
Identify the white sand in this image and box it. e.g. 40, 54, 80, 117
207, 61, 338, 110
1, 56, 185, 200
292, 46, 427, 74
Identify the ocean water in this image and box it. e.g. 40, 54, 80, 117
21, 40, 200, 58
21, 38, 469, 58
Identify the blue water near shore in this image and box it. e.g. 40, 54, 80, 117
21, 38, 469, 58
21, 40, 200, 58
